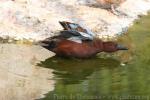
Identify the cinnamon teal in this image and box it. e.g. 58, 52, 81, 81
40, 21, 128, 58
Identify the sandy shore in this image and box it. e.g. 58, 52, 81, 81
0, 0, 150, 41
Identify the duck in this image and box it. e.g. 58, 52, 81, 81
40, 21, 128, 58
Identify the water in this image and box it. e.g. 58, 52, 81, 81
39, 14, 150, 100
0, 44, 55, 100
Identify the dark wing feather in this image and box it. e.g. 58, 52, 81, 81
59, 21, 87, 33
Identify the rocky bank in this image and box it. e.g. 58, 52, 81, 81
0, 0, 150, 41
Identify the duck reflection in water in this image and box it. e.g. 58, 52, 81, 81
38, 56, 120, 84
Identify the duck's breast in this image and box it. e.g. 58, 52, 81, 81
53, 40, 98, 58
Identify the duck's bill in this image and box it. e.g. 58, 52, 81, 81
117, 44, 128, 50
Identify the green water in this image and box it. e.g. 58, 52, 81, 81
39, 14, 150, 100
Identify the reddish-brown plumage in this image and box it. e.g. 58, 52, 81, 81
46, 39, 127, 58
52, 39, 102, 58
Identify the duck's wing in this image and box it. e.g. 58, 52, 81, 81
59, 21, 95, 40
59, 21, 71, 30
49, 30, 81, 41
60, 30, 81, 37
67, 37, 82, 43
61, 30, 94, 41
59, 21, 86, 32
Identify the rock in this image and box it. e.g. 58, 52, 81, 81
96, 0, 126, 9
0, 0, 150, 41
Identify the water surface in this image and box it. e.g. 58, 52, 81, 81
0, 44, 55, 100
39, 14, 150, 100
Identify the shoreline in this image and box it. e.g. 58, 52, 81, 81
0, 0, 150, 41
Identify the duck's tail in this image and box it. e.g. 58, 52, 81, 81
36, 38, 57, 51
41, 40, 57, 50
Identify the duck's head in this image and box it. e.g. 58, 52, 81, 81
103, 41, 128, 52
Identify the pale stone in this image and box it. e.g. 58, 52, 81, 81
0, 0, 150, 41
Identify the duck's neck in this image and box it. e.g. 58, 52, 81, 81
92, 40, 104, 53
